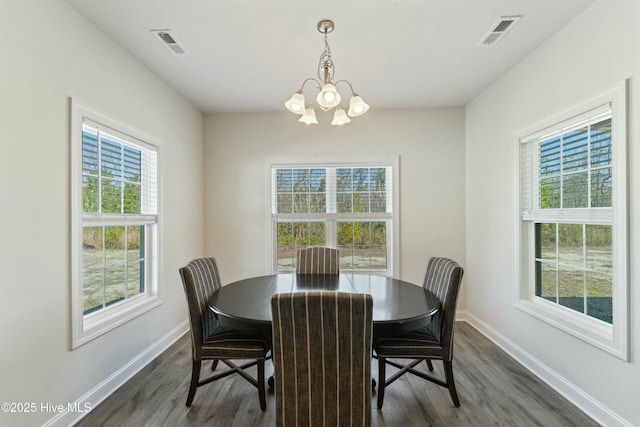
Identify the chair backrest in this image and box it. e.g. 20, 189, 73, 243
296, 247, 340, 274
272, 291, 373, 427
422, 257, 464, 360
179, 257, 223, 360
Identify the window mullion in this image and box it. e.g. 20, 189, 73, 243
124, 225, 129, 299
559, 134, 564, 208
555, 223, 559, 304
326, 220, 336, 248
587, 121, 592, 208
102, 226, 107, 310
97, 131, 103, 214
583, 224, 587, 315
120, 144, 125, 214
326, 168, 336, 214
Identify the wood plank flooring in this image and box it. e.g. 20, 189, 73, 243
74, 322, 599, 426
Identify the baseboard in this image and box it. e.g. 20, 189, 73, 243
464, 313, 633, 427
43, 320, 189, 427
455, 308, 469, 322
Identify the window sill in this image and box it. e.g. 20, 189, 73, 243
515, 297, 626, 360
72, 295, 162, 349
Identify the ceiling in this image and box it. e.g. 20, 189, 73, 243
64, 0, 595, 114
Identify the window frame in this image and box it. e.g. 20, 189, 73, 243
514, 81, 628, 360
70, 100, 161, 349
265, 157, 399, 277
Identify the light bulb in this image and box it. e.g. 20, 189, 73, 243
316, 83, 341, 110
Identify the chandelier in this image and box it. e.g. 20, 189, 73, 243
285, 19, 369, 126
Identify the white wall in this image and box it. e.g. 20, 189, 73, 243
465, 0, 639, 425
203, 108, 466, 289
0, 1, 204, 426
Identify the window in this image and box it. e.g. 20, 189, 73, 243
270, 161, 397, 275
517, 82, 628, 360
71, 101, 160, 348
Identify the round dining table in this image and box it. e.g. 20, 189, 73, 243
208, 273, 441, 336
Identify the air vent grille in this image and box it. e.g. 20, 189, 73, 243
151, 30, 187, 55
479, 15, 522, 46
493, 20, 514, 33
157, 32, 176, 44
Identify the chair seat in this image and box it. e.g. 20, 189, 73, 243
202, 325, 270, 359
374, 327, 443, 358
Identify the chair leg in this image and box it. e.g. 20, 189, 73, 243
443, 360, 460, 407
188, 357, 267, 410
426, 359, 434, 371
257, 358, 266, 411
377, 356, 387, 409
186, 360, 201, 407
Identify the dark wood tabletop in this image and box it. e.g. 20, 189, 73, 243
209, 273, 441, 336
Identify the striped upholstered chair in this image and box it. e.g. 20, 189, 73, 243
296, 246, 340, 274
272, 291, 373, 427
374, 257, 464, 408
179, 257, 271, 410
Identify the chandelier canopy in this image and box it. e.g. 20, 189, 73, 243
285, 20, 369, 126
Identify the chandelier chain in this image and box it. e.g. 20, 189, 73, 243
317, 33, 335, 83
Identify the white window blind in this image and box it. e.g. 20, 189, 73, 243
520, 105, 612, 223
82, 119, 158, 219
271, 165, 393, 221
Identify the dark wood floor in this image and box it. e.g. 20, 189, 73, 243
75, 322, 599, 426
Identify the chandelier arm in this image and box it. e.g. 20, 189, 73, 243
333, 79, 355, 94
309, 85, 321, 99
300, 77, 322, 92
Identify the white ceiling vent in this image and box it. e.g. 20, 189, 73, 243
151, 30, 186, 54
478, 15, 522, 46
